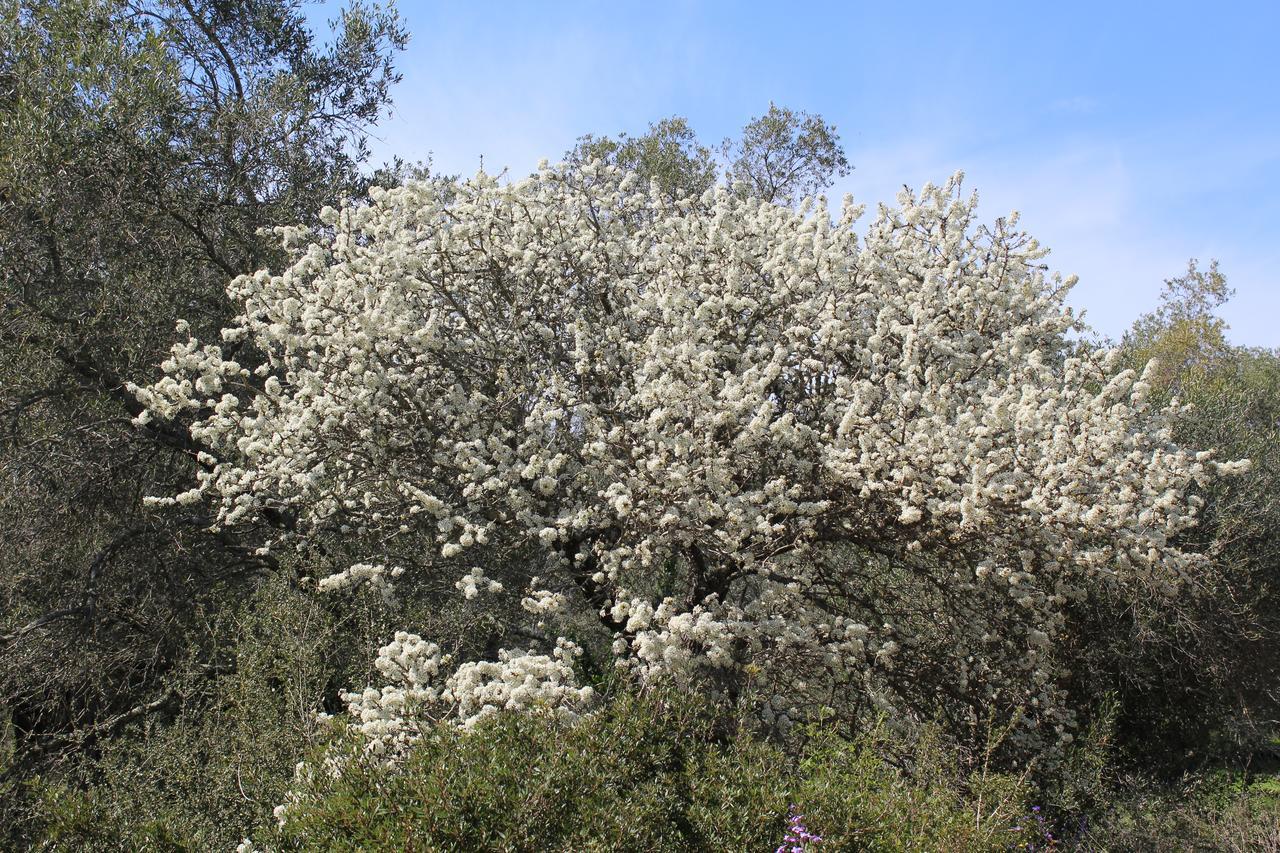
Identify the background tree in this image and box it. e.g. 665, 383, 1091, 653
1066, 259, 1280, 771
0, 0, 405, 834
566, 116, 717, 204
1123, 259, 1235, 391
722, 102, 851, 206
567, 103, 851, 207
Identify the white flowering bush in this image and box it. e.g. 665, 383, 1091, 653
266, 632, 593, 830
335, 631, 593, 754
132, 161, 1244, 756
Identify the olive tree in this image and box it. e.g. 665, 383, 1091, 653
0, 0, 405, 809
567, 103, 850, 209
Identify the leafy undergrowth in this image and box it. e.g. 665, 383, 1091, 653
30, 685, 1280, 851
252, 690, 1032, 853
1069, 772, 1280, 852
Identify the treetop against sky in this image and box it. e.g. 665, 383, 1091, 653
306, 0, 1280, 347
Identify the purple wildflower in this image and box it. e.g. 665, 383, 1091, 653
775, 804, 823, 853
1014, 805, 1059, 851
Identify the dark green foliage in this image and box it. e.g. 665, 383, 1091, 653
259, 689, 1031, 852
26, 571, 399, 850
1064, 261, 1280, 770
1066, 767, 1280, 852
0, 0, 405, 840
23, 674, 1280, 851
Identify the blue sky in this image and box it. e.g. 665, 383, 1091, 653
315, 1, 1280, 346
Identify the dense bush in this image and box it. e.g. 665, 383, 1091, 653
25, 674, 1280, 850
251, 689, 1033, 853
21, 574, 342, 848
1054, 263, 1280, 769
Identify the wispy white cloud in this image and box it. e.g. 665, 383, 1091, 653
829, 128, 1278, 346
319, 0, 1280, 347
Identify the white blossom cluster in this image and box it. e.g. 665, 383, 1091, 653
133, 161, 1245, 752
455, 566, 503, 599
334, 631, 447, 756
447, 637, 593, 730
263, 631, 592, 835
335, 631, 593, 756
315, 561, 403, 602
521, 577, 567, 615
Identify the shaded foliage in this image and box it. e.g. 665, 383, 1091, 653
1064, 259, 1280, 771
0, 0, 404, 838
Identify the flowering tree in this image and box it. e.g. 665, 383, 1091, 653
133, 162, 1243, 755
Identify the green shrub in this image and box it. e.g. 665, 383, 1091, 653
1074, 770, 1280, 852
29, 574, 368, 851
258, 689, 1032, 852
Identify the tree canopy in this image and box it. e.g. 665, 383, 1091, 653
135, 164, 1243, 763
0, 0, 404, 799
